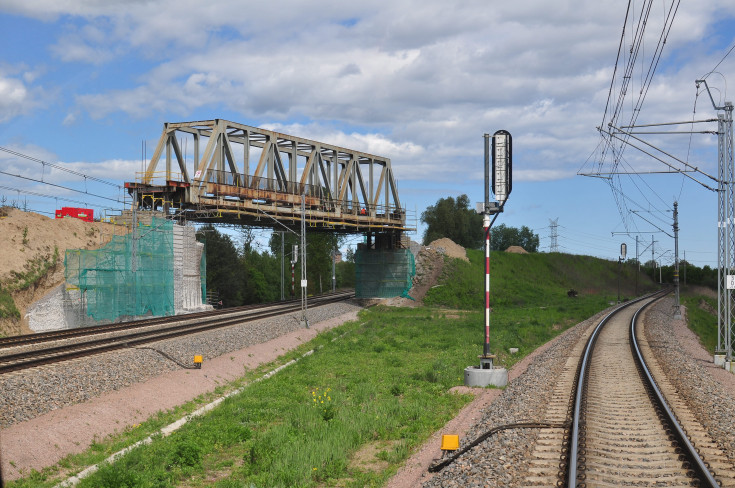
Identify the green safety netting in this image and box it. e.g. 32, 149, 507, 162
354, 248, 416, 298
200, 243, 207, 306
65, 217, 175, 321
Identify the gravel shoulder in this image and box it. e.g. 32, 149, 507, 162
0, 303, 361, 481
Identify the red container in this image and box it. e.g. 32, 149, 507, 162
55, 207, 94, 222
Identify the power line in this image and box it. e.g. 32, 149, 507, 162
0, 146, 121, 188
0, 184, 121, 209
0, 169, 123, 204
701, 42, 735, 81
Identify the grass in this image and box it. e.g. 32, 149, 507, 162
8, 250, 658, 488
425, 249, 656, 312
681, 291, 718, 354
0, 286, 20, 319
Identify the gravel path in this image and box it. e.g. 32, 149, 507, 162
0, 301, 362, 480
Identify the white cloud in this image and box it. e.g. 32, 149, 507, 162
0, 74, 33, 123
4, 0, 735, 186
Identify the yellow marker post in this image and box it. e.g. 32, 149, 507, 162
193, 355, 203, 369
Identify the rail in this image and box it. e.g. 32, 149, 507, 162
565, 290, 720, 487
0, 291, 354, 374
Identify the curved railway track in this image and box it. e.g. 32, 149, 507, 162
522, 293, 735, 487
0, 291, 354, 374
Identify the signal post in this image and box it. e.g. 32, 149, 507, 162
465, 130, 512, 388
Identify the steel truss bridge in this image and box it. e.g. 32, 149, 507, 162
125, 120, 413, 237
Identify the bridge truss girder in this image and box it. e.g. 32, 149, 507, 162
125, 119, 411, 234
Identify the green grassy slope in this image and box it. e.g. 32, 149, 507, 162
426, 249, 659, 309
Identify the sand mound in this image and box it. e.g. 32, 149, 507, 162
505, 245, 528, 254
427, 238, 468, 262
0, 208, 122, 335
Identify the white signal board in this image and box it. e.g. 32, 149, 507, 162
492, 130, 512, 204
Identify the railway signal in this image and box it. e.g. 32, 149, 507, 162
465, 131, 512, 388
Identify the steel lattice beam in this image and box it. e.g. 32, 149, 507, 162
125, 120, 411, 234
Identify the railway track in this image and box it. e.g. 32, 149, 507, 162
0, 291, 354, 374
522, 293, 735, 487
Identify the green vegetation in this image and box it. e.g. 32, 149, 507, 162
7, 250, 663, 488
681, 292, 718, 354
490, 224, 540, 252
421, 194, 483, 248
0, 286, 19, 319
426, 249, 657, 311
0, 246, 59, 320
199, 226, 349, 307
420, 195, 541, 251
6, 247, 59, 293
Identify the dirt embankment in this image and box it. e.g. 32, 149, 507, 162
0, 208, 122, 336
384, 238, 467, 307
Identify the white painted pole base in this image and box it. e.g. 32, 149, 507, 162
464, 366, 508, 387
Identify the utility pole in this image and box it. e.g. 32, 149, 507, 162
278, 231, 284, 301
300, 194, 308, 328
635, 235, 639, 296
652, 235, 655, 282
673, 201, 681, 318
332, 244, 336, 292
618, 242, 626, 303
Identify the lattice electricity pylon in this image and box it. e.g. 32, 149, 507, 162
549, 218, 559, 253
125, 119, 412, 235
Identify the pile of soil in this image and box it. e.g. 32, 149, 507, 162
427, 237, 469, 262
384, 238, 468, 307
0, 208, 121, 336
505, 245, 528, 254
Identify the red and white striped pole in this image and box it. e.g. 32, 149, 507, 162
482, 132, 492, 361
484, 214, 491, 357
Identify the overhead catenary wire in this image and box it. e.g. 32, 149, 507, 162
0, 146, 121, 188
701, 41, 735, 81
583, 0, 687, 240
0, 169, 124, 204
0, 184, 120, 210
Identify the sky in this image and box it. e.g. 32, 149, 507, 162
1, 1, 735, 267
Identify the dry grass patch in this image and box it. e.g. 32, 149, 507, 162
348, 440, 399, 473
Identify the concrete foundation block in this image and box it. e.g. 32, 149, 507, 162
464, 366, 508, 388
715, 354, 726, 367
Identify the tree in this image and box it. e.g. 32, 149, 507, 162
197, 225, 242, 307
268, 230, 342, 295
490, 224, 540, 252
421, 195, 483, 248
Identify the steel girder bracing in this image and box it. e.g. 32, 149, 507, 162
125, 119, 411, 234
717, 105, 735, 361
